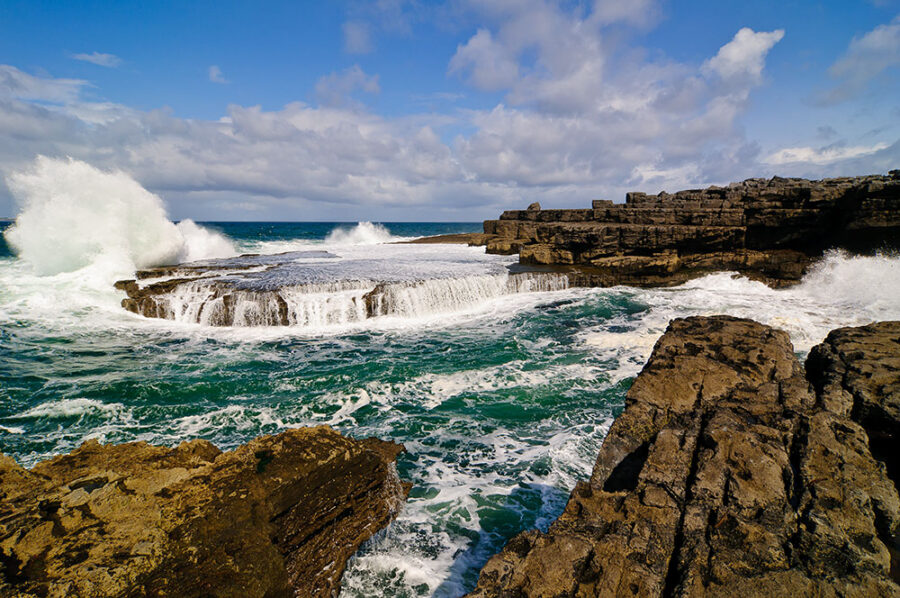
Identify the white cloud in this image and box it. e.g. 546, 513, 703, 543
825, 15, 900, 103
343, 21, 374, 54
702, 27, 785, 82
0, 65, 87, 103
448, 29, 520, 91
763, 142, 890, 165
208, 65, 229, 84
71, 52, 122, 68
314, 65, 380, 107
0, 6, 892, 221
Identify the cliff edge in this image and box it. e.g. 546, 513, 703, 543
480, 173, 900, 287
469, 317, 900, 597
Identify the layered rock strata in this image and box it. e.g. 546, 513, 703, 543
481, 172, 900, 287
0, 427, 410, 598
469, 317, 900, 597
114, 253, 568, 327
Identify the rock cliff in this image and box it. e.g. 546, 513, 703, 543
469, 317, 900, 597
481, 172, 900, 287
0, 427, 410, 598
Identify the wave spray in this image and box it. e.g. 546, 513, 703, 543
3, 156, 235, 276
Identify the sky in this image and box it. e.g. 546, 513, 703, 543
1, 0, 898, 221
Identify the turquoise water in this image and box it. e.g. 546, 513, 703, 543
2, 219, 899, 596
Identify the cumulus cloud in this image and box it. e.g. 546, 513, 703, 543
71, 52, 122, 68
448, 2, 787, 191
702, 27, 785, 82
824, 15, 900, 103
449, 29, 520, 91
208, 65, 229, 84
0, 3, 891, 221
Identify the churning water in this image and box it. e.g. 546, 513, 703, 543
1, 158, 898, 596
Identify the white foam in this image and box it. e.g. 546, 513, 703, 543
325, 221, 400, 245
13, 398, 127, 419
3, 156, 236, 278
143, 271, 569, 329
0, 425, 24, 434
578, 251, 900, 379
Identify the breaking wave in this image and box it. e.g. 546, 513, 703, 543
3, 156, 236, 277
325, 221, 400, 245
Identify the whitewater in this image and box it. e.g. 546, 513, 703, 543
1, 157, 899, 596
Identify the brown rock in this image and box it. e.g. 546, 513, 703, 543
0, 427, 410, 598
469, 317, 900, 597
482, 173, 900, 288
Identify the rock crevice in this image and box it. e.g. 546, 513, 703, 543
469, 317, 900, 597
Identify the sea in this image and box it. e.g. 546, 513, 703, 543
1, 158, 899, 596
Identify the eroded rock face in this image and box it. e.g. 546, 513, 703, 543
480, 173, 900, 287
469, 317, 900, 597
0, 427, 410, 598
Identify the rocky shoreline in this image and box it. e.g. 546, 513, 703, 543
2, 318, 897, 596
469, 317, 900, 597
477, 173, 900, 287
0, 427, 410, 597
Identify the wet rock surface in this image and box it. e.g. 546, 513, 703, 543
479, 173, 900, 287
469, 316, 900, 597
114, 250, 568, 327
0, 427, 409, 598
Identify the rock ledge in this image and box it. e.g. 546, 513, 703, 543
0, 426, 410, 598
479, 173, 900, 287
469, 317, 900, 597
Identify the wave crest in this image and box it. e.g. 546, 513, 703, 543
3, 156, 236, 276
324, 222, 398, 245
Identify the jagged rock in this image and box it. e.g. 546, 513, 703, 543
806, 321, 900, 512
478, 174, 900, 287
527, 202, 541, 211
0, 427, 410, 598
469, 317, 900, 597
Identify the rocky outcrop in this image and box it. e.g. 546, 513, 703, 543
114, 251, 569, 326
480, 172, 900, 287
0, 427, 410, 598
469, 317, 900, 597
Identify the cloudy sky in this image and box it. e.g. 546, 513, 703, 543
1, 0, 898, 221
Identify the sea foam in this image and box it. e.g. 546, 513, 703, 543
3, 156, 235, 277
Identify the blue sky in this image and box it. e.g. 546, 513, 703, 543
1, 0, 898, 221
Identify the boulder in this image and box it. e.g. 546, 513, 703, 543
469, 317, 900, 597
0, 427, 410, 598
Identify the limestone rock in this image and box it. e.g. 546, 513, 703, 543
0, 427, 410, 598
469, 317, 900, 597
477, 173, 900, 288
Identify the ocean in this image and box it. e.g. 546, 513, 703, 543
2, 162, 899, 596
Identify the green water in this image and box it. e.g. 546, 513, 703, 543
2, 221, 897, 596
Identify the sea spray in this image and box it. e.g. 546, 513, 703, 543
3, 156, 236, 277
325, 221, 399, 245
